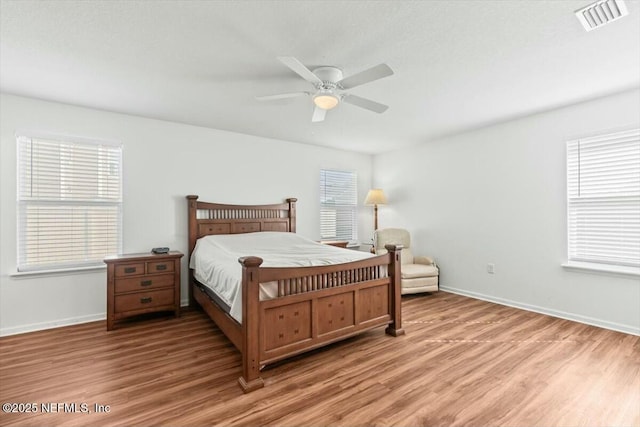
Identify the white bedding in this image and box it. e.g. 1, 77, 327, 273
189, 232, 375, 322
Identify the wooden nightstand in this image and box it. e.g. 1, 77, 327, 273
320, 240, 349, 248
104, 251, 183, 330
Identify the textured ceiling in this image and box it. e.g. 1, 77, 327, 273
1, 0, 639, 154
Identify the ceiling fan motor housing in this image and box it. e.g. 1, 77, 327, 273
312, 66, 344, 90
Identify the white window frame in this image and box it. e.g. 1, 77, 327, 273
564, 128, 640, 276
16, 132, 123, 274
319, 169, 358, 243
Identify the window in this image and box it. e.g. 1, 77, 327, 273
17, 134, 122, 272
320, 169, 358, 242
566, 128, 640, 271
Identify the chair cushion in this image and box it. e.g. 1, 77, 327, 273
375, 228, 414, 263
401, 263, 439, 279
375, 228, 410, 248
400, 248, 414, 265
376, 247, 415, 264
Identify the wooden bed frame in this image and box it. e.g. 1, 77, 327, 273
187, 195, 404, 392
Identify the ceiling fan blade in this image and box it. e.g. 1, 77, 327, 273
311, 106, 326, 122
337, 64, 393, 89
277, 56, 323, 85
342, 94, 389, 113
256, 92, 310, 101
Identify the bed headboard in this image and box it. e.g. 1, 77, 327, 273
186, 195, 297, 257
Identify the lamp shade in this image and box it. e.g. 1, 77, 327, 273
364, 189, 387, 206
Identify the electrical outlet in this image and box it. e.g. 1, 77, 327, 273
487, 263, 495, 274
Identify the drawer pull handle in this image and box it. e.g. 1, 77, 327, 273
141, 280, 152, 286
124, 267, 137, 274
140, 297, 153, 304
156, 264, 167, 271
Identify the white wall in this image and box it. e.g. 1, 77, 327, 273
373, 89, 640, 335
3, 90, 638, 336
0, 94, 374, 335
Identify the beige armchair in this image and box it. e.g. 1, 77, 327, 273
374, 228, 439, 295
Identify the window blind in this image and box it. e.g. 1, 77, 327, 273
320, 169, 358, 242
17, 134, 122, 272
567, 128, 640, 268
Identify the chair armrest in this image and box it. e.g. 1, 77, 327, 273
414, 256, 436, 266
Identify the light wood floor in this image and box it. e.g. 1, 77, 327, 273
1, 292, 638, 427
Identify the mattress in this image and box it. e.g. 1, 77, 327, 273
189, 231, 375, 322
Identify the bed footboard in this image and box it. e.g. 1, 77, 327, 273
239, 244, 404, 392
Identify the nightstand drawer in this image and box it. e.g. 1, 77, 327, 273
115, 288, 175, 313
115, 273, 174, 293
147, 260, 174, 274
115, 263, 145, 277
321, 240, 349, 248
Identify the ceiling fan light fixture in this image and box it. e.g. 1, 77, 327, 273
313, 92, 340, 110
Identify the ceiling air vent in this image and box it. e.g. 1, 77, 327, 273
575, 0, 629, 31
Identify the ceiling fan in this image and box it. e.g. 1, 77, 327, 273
256, 57, 394, 122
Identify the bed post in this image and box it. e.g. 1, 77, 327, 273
287, 198, 297, 233
238, 256, 265, 393
186, 195, 199, 307
385, 244, 405, 337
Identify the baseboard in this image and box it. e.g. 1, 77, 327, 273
440, 286, 640, 336
0, 313, 106, 337
1, 300, 192, 337
7, 293, 634, 337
